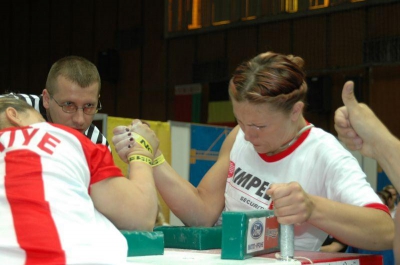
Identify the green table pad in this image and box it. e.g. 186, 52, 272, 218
154, 226, 222, 250
120, 230, 164, 257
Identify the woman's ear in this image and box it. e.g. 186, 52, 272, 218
5, 107, 23, 127
291, 101, 304, 121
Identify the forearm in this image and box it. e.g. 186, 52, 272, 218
153, 162, 218, 227
394, 207, 400, 263
96, 162, 158, 231
372, 134, 400, 191
308, 195, 394, 250
123, 161, 159, 229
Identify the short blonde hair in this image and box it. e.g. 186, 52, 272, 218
46, 56, 101, 95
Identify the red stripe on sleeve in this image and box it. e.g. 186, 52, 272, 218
364, 202, 391, 215
5, 150, 66, 265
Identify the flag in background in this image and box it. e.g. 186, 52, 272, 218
174, 83, 202, 123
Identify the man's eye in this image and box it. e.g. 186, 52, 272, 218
84, 103, 95, 108
64, 102, 74, 107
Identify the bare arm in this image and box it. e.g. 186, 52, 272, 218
309, 195, 393, 250
90, 120, 160, 231
152, 126, 239, 227
335, 81, 400, 190
394, 206, 400, 263
90, 161, 158, 231
268, 182, 394, 250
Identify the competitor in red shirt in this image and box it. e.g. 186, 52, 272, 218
0, 97, 159, 265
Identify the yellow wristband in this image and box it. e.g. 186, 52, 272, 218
152, 154, 166, 167
131, 132, 153, 155
128, 154, 153, 166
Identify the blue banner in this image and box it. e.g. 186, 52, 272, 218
189, 124, 233, 187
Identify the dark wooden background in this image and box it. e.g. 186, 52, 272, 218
2, 0, 400, 138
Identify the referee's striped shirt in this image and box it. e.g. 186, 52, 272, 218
4, 93, 111, 152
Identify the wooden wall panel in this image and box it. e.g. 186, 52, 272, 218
94, 0, 117, 51
329, 10, 365, 67
29, 0, 51, 94
258, 21, 292, 55
141, 91, 168, 121
226, 27, 258, 74
115, 0, 142, 118
292, 16, 327, 71
197, 32, 226, 63
367, 4, 400, 38
116, 50, 141, 118
0, 1, 11, 91
1, 0, 400, 127
119, 0, 142, 28
93, 0, 118, 116
369, 66, 400, 138
71, 0, 95, 60
143, 0, 165, 90
49, 1, 72, 63
142, 0, 167, 121
10, 0, 30, 92
168, 37, 196, 85
167, 37, 196, 120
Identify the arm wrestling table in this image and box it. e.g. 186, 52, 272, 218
126, 248, 382, 265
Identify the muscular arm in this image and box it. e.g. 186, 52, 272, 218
90, 120, 160, 231
152, 126, 239, 227
90, 160, 158, 231
308, 195, 394, 250
366, 133, 400, 191
394, 206, 400, 261
269, 176, 394, 250
335, 81, 400, 190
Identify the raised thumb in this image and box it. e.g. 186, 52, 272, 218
342, 81, 359, 110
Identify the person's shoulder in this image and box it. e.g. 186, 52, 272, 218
0, 93, 40, 100
311, 130, 362, 169
85, 123, 111, 150
85, 124, 107, 139
306, 127, 352, 154
308, 127, 341, 144
14, 93, 41, 100
44, 122, 86, 139
36, 123, 111, 156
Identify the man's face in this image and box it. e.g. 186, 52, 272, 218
43, 76, 100, 134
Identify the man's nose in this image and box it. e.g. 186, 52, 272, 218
72, 108, 86, 125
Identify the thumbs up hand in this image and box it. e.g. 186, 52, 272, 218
334, 81, 391, 158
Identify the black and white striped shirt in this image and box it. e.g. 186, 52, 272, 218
5, 93, 111, 152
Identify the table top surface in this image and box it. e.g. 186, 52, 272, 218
126, 248, 381, 265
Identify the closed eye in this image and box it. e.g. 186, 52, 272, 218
249, 124, 267, 130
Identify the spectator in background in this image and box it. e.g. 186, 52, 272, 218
384, 184, 398, 218
320, 236, 347, 253
378, 189, 392, 208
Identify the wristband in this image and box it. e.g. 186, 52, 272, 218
132, 132, 153, 155
128, 154, 153, 166
152, 154, 166, 167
